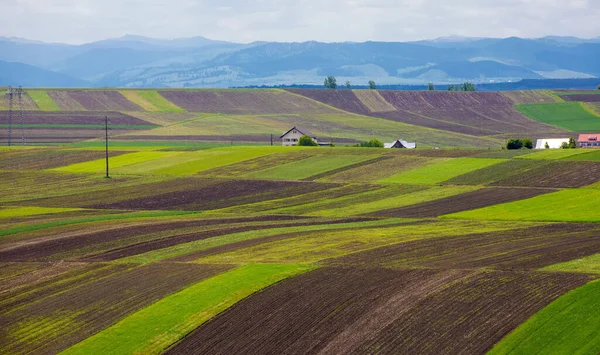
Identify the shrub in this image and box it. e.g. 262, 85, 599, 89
356, 139, 384, 148
523, 138, 533, 149
544, 142, 550, 149
506, 138, 523, 150
297, 135, 318, 146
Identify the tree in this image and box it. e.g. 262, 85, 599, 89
568, 136, 577, 148
462, 82, 476, 92
298, 135, 318, 146
428, 83, 435, 91
324, 76, 337, 89
357, 139, 384, 148
345, 81, 351, 89
506, 138, 523, 150
448, 84, 459, 91
368, 80, 376, 90
544, 141, 550, 149
561, 141, 569, 149
523, 138, 533, 149
597, 84, 600, 91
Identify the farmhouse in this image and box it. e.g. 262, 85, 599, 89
578, 134, 600, 148
384, 139, 416, 149
535, 138, 570, 149
280, 126, 318, 146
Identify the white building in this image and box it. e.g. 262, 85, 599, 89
280, 127, 318, 146
384, 139, 416, 149
535, 138, 570, 149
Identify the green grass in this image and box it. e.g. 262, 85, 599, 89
488, 279, 600, 355
380, 158, 505, 185
516, 102, 600, 131
246, 154, 378, 180
0, 206, 81, 219
542, 253, 600, 274
149, 147, 282, 175
27, 91, 60, 111
444, 188, 600, 223
60, 264, 311, 355
561, 150, 600, 161
50, 151, 181, 173
515, 149, 592, 160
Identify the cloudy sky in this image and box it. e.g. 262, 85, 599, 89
1, 0, 599, 44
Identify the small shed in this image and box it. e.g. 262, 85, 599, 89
534, 138, 570, 149
578, 134, 600, 148
280, 126, 318, 146
384, 139, 416, 149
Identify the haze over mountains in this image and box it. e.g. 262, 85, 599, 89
1, 35, 599, 88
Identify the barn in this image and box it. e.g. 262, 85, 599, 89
384, 139, 416, 149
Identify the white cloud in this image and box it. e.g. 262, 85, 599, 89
0, 0, 598, 43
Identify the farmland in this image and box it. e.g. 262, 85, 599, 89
1, 87, 600, 355
516, 102, 600, 131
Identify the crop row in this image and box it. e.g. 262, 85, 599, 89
166, 267, 591, 354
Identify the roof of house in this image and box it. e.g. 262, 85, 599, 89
280, 126, 316, 138
534, 138, 570, 149
578, 134, 600, 142
384, 139, 416, 149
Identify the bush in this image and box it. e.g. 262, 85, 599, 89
506, 138, 523, 150
523, 138, 533, 149
545, 142, 550, 149
297, 135, 318, 146
355, 139, 384, 148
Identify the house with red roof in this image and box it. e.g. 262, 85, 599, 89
578, 134, 600, 148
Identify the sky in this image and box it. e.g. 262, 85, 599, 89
0, 0, 599, 44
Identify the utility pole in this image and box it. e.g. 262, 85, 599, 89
17, 87, 25, 146
105, 116, 110, 178
270, 134, 273, 146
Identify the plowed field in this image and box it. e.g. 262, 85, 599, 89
66, 91, 143, 111
166, 267, 592, 355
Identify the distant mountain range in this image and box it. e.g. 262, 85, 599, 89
0, 35, 599, 88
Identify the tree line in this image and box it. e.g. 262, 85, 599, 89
324, 77, 476, 91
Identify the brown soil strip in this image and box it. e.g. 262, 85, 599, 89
327, 223, 600, 271
0, 263, 231, 355
492, 161, 600, 188
91, 179, 339, 211
369, 187, 552, 218
165, 267, 448, 355
166, 267, 592, 355
0, 215, 308, 262
353, 270, 593, 354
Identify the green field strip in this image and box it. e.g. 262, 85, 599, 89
0, 210, 199, 239
27, 91, 60, 111
60, 264, 311, 355
196, 220, 528, 264
555, 91, 600, 96
0, 206, 82, 219
380, 158, 505, 185
443, 188, 600, 223
311, 185, 478, 217
517, 149, 592, 160
488, 279, 600, 355
516, 102, 600, 132
560, 149, 600, 161
245, 154, 378, 180
542, 253, 600, 274
117, 218, 405, 264
149, 147, 281, 175
120, 90, 186, 113
50, 151, 181, 173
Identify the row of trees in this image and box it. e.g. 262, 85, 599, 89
506, 138, 533, 150
324, 76, 376, 90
